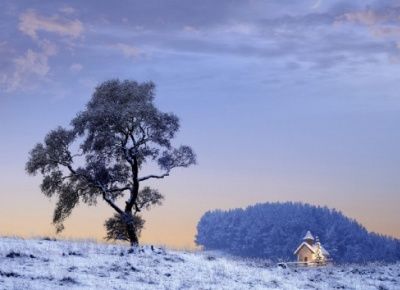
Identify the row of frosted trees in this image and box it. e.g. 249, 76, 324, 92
195, 202, 400, 263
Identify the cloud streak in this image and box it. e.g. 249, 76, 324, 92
112, 43, 141, 58
0, 8, 85, 91
70, 63, 83, 72
19, 10, 83, 40
335, 5, 400, 57
1, 48, 52, 91
2, 0, 400, 93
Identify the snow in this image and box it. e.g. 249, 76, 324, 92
303, 231, 314, 241
0, 237, 399, 290
320, 244, 330, 256
294, 242, 330, 257
294, 242, 317, 255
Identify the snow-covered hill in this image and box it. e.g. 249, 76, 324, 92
0, 237, 399, 290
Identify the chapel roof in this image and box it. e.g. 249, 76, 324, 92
303, 230, 315, 241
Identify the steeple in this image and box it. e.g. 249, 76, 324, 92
303, 230, 315, 245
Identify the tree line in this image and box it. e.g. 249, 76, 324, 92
196, 202, 400, 263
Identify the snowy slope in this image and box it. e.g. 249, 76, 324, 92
0, 237, 399, 290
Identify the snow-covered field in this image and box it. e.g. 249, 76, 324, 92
0, 237, 399, 290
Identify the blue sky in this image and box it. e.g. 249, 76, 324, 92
1, 0, 400, 247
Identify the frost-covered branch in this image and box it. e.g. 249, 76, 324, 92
138, 172, 170, 182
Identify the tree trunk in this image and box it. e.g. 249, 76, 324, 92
125, 156, 140, 247
123, 211, 138, 246
126, 221, 139, 246
124, 207, 139, 246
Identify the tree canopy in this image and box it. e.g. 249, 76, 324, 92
26, 79, 196, 245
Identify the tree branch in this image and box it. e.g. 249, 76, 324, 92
109, 186, 131, 193
102, 192, 123, 215
138, 172, 170, 182
63, 163, 124, 215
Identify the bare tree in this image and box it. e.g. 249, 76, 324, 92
26, 79, 196, 246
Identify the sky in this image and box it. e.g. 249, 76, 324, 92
1, 0, 400, 248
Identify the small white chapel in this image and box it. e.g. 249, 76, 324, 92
293, 230, 330, 265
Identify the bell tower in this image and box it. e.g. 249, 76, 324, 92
303, 230, 315, 245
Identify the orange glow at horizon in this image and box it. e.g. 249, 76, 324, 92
1, 169, 400, 249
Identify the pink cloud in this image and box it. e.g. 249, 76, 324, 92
112, 43, 141, 58
19, 10, 83, 40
